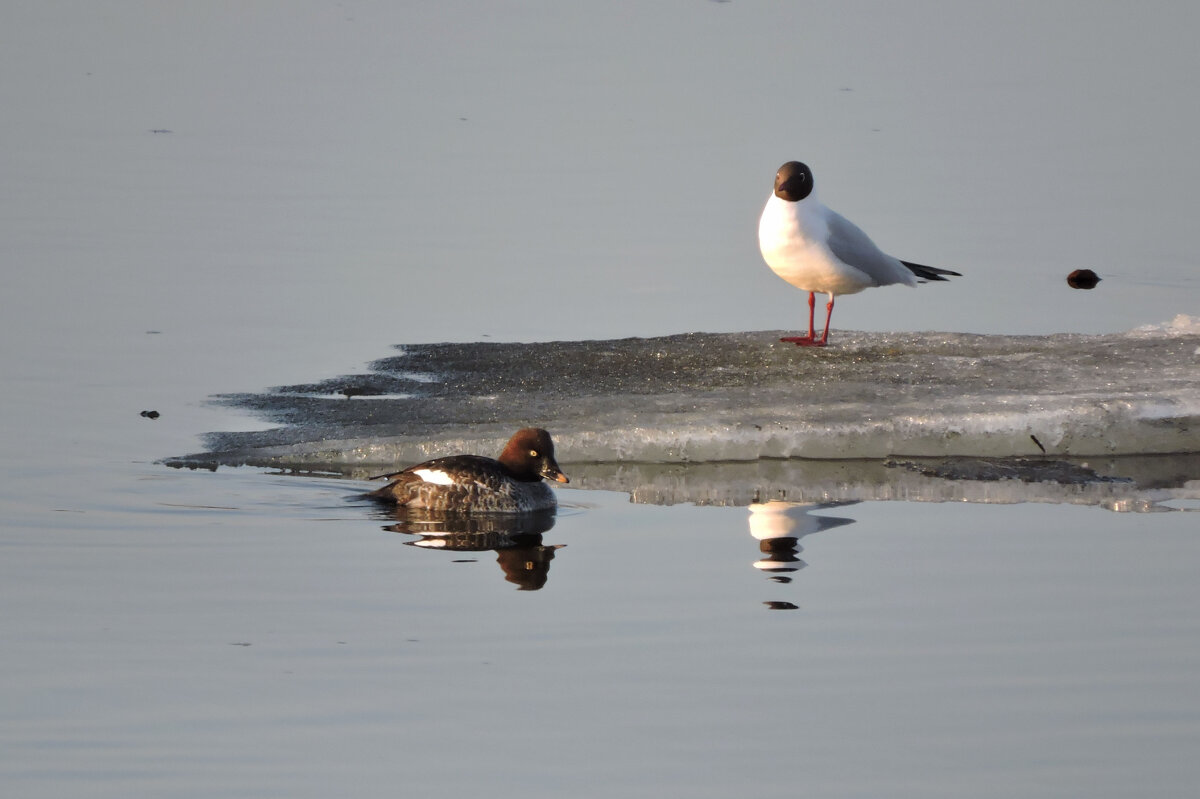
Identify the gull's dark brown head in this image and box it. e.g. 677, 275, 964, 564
773, 161, 814, 202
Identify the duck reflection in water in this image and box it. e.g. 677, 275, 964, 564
748, 500, 857, 608
381, 508, 564, 591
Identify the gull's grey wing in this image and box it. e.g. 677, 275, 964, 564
824, 210, 912, 286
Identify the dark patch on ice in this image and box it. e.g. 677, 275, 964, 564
883, 457, 1132, 485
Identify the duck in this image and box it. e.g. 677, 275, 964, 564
367, 427, 569, 513
758, 160, 961, 347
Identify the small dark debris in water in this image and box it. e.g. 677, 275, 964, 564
1030, 434, 1046, 454
1067, 269, 1101, 289
145, 330, 161, 334
764, 601, 799, 610
229, 642, 251, 647
140, 410, 160, 419
149, 129, 173, 134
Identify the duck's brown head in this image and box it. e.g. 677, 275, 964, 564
499, 427, 569, 484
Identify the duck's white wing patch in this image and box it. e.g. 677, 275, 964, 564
412, 468, 455, 486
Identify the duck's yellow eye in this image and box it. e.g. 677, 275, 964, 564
528, 449, 539, 457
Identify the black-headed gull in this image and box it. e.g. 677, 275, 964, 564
758, 161, 961, 347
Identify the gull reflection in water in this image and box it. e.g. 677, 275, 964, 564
748, 500, 857, 609
382, 509, 564, 591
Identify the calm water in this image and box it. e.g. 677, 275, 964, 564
4, 466, 1199, 798
3, 3, 1199, 797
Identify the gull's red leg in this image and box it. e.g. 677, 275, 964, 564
814, 295, 833, 346
781, 292, 819, 345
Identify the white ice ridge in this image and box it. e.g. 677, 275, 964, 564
173, 324, 1200, 473
1128, 313, 1200, 337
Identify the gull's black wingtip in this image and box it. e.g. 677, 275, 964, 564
902, 260, 962, 281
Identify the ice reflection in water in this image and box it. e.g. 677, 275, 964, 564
379, 509, 564, 591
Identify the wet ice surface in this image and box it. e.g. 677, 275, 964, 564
171, 322, 1200, 510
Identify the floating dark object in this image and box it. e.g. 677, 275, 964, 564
1067, 269, 1101, 289
140, 410, 160, 419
